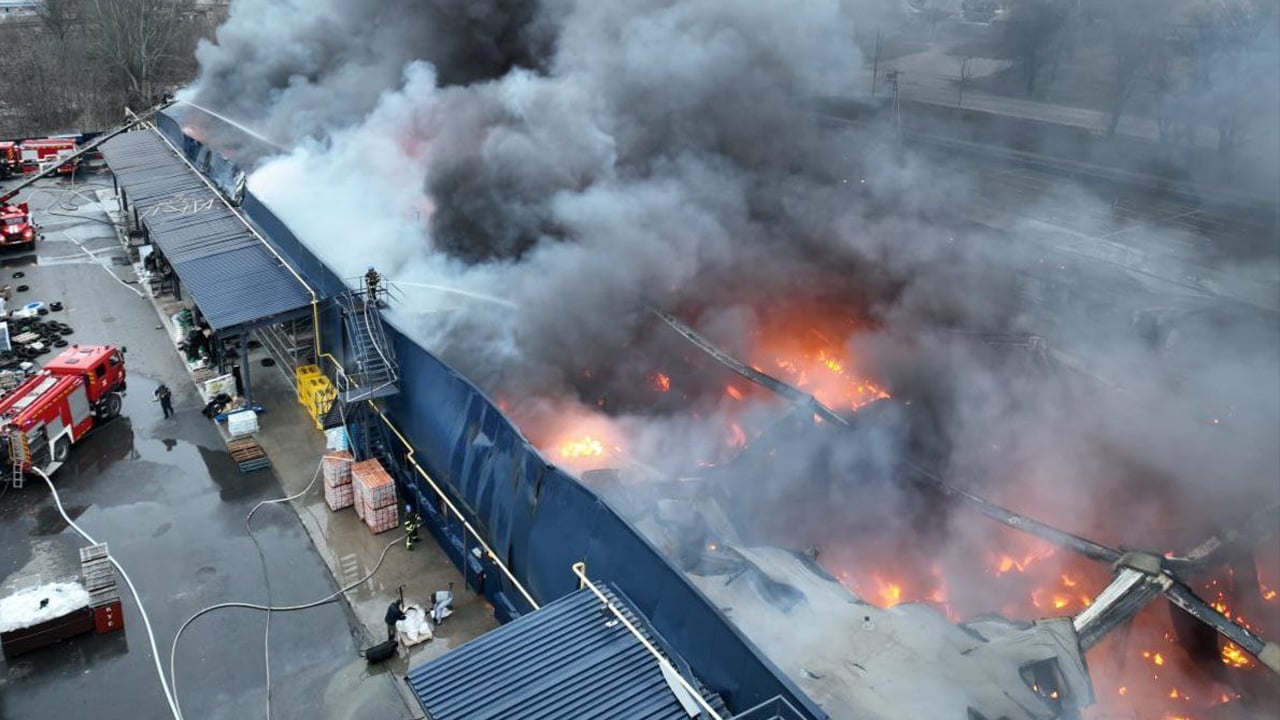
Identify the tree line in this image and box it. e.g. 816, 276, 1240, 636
997, 0, 1278, 156
0, 0, 225, 137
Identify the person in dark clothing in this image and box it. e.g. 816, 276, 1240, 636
384, 599, 406, 642
365, 266, 381, 303
154, 384, 174, 419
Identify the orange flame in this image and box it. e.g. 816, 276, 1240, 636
559, 435, 604, 459
741, 309, 888, 413
652, 372, 671, 392
728, 423, 747, 448
1221, 642, 1253, 668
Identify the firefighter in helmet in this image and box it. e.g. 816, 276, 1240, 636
365, 266, 381, 303
403, 503, 421, 551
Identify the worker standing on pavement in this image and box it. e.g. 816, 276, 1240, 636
404, 504, 421, 551
154, 383, 174, 419
384, 599, 406, 642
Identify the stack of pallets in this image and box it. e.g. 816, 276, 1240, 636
79, 544, 123, 634
227, 437, 271, 473
322, 451, 354, 511
352, 459, 398, 533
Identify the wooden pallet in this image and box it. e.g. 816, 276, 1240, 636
226, 437, 271, 473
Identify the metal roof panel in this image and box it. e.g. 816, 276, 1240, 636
405, 585, 726, 720
100, 130, 313, 331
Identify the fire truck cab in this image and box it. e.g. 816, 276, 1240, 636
1, 345, 126, 476
0, 201, 37, 251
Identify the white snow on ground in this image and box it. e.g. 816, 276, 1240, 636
0, 582, 90, 633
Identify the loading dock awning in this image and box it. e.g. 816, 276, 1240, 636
99, 130, 313, 333
405, 584, 729, 720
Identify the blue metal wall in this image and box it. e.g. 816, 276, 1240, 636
157, 114, 826, 719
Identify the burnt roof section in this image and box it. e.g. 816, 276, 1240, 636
100, 130, 313, 332
405, 584, 728, 720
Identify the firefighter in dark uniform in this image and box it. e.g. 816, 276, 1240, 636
154, 383, 174, 419
365, 266, 381, 303
403, 504, 421, 551
384, 599, 406, 642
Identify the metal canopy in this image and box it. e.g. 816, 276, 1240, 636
405, 584, 728, 720
100, 130, 313, 332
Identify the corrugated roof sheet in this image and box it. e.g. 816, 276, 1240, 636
406, 585, 727, 720
100, 130, 312, 331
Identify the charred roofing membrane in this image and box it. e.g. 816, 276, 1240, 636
405, 584, 730, 720
99, 130, 313, 332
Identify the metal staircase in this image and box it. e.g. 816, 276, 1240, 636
335, 285, 400, 405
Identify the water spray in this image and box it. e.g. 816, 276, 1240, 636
174, 99, 288, 152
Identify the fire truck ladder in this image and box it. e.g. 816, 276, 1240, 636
7, 433, 28, 489
0, 98, 175, 207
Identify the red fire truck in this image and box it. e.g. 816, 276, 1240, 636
19, 138, 79, 175
0, 201, 37, 251
0, 99, 176, 256
1, 345, 126, 478
0, 142, 19, 179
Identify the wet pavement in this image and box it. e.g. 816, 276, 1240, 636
0, 174, 429, 719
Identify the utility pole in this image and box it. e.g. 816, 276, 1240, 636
871, 30, 882, 97
958, 56, 971, 107
886, 69, 903, 150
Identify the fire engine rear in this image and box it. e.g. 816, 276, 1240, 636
1, 345, 126, 480
0, 141, 19, 180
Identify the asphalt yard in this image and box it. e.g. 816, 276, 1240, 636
0, 172, 441, 720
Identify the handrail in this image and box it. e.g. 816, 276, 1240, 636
571, 561, 723, 720
374, 405, 540, 612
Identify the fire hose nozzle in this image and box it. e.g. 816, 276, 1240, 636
1259, 641, 1280, 676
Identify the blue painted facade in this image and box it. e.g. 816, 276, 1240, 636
152, 112, 827, 720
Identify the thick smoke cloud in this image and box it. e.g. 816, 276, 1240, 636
183, 0, 561, 148
188, 1, 1278, 713
214, 0, 1277, 535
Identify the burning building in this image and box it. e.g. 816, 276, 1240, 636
174, 0, 1280, 718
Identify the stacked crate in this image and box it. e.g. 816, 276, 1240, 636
79, 544, 123, 635
295, 365, 337, 430
322, 450, 354, 511
352, 459, 398, 533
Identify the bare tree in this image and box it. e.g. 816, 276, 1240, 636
35, 0, 84, 43
998, 0, 1070, 97
1099, 0, 1166, 137
1182, 0, 1278, 157
84, 0, 195, 107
